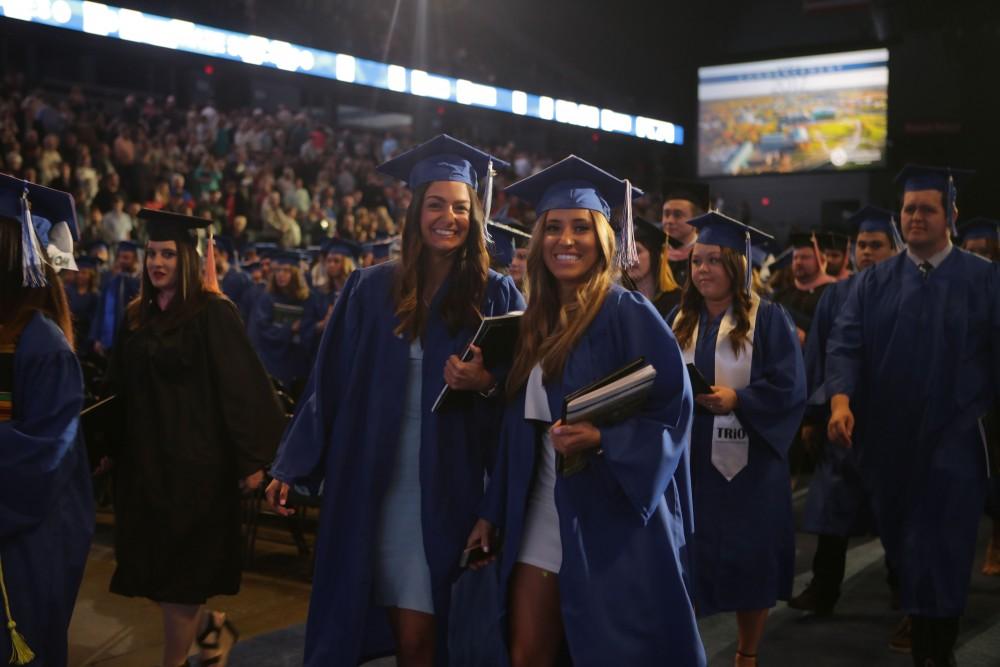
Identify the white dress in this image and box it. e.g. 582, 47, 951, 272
515, 364, 563, 574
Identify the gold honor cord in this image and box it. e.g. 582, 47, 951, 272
0, 556, 35, 664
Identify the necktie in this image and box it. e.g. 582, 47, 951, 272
918, 261, 933, 281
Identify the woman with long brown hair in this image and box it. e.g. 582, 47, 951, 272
247, 251, 311, 393
668, 212, 806, 667
0, 177, 93, 665
465, 156, 705, 666
106, 208, 285, 667
265, 135, 523, 666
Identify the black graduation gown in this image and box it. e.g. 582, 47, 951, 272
773, 283, 830, 332
107, 294, 286, 603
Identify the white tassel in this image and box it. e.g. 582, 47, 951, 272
617, 179, 638, 268
19, 190, 47, 287
482, 159, 495, 244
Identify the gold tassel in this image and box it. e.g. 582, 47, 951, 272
0, 557, 35, 665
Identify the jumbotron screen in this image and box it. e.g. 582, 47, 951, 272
697, 49, 888, 177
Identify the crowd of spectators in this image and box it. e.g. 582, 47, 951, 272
0, 73, 570, 257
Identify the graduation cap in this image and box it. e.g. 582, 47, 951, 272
271, 251, 303, 267
363, 238, 394, 260
376, 135, 510, 243
816, 231, 851, 251
241, 259, 262, 272
116, 240, 140, 254
788, 231, 819, 249
139, 208, 212, 244
633, 216, 667, 252
322, 238, 362, 261
957, 217, 1000, 243
486, 219, 533, 266
254, 242, 279, 259
0, 173, 79, 284
895, 164, 974, 235
750, 245, 770, 270
662, 179, 711, 212
766, 247, 793, 273
848, 205, 903, 248
504, 154, 644, 266
689, 210, 774, 291
75, 255, 101, 270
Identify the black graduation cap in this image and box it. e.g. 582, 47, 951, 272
957, 217, 1000, 242
633, 216, 667, 252
817, 230, 852, 251
140, 208, 212, 244
788, 231, 819, 249
662, 179, 710, 212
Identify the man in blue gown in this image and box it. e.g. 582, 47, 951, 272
213, 235, 252, 309
793, 206, 902, 616
89, 241, 141, 356
827, 165, 1000, 667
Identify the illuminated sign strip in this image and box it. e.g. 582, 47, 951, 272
0, 0, 683, 145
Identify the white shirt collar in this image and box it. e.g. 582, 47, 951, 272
907, 241, 953, 269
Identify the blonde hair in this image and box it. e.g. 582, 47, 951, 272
507, 209, 617, 394
268, 264, 310, 302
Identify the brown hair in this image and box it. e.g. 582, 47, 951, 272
671, 245, 752, 357
392, 182, 489, 340
126, 240, 209, 331
268, 264, 310, 302
507, 210, 617, 394
0, 219, 75, 348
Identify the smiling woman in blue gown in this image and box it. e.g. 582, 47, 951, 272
466, 156, 705, 667
265, 135, 523, 667
668, 212, 806, 667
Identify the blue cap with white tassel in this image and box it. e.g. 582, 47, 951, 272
688, 210, 774, 293
0, 173, 79, 286
503, 154, 644, 268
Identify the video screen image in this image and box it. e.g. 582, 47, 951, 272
698, 49, 888, 177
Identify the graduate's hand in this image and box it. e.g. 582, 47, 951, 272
694, 386, 739, 414
264, 478, 296, 516
444, 345, 495, 392
291, 319, 301, 333
796, 327, 807, 347
463, 518, 497, 571
828, 405, 854, 449
549, 420, 601, 456
241, 469, 265, 493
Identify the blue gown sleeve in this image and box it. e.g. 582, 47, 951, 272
299, 291, 330, 354
733, 302, 808, 458
269, 270, 364, 484
0, 325, 84, 539
825, 273, 867, 399
804, 285, 836, 400
593, 291, 694, 524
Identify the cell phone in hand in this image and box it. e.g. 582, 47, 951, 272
686, 363, 712, 396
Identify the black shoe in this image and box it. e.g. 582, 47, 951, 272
787, 582, 837, 615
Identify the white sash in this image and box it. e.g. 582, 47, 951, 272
678, 293, 760, 480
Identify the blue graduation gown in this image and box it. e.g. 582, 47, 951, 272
64, 286, 100, 354
239, 281, 265, 325
247, 292, 310, 387
801, 276, 874, 536
826, 249, 1000, 616
270, 263, 524, 666
0, 313, 94, 664
220, 267, 252, 310
481, 286, 705, 666
300, 287, 339, 357
674, 298, 805, 615
89, 273, 140, 351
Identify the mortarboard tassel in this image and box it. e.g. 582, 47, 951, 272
203, 228, 221, 294
0, 557, 35, 665
744, 230, 753, 293
888, 214, 904, 250
617, 179, 638, 269
946, 174, 957, 238
19, 188, 47, 288
481, 159, 496, 245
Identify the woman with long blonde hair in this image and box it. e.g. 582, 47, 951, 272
301, 238, 359, 355
465, 156, 705, 666
265, 136, 523, 666
668, 211, 806, 667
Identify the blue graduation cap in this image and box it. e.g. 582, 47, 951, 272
116, 240, 140, 254
486, 219, 532, 266
241, 259, 262, 272
504, 155, 644, 266
766, 246, 793, 273
750, 245, 769, 270
75, 255, 100, 270
363, 238, 394, 261
271, 251, 302, 267
254, 242, 279, 259
0, 173, 80, 284
322, 238, 362, 261
895, 164, 974, 236
958, 217, 1000, 243
689, 210, 774, 291
848, 205, 903, 248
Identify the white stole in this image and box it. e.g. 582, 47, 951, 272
678, 293, 760, 480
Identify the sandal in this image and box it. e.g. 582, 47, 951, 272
196, 611, 240, 667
